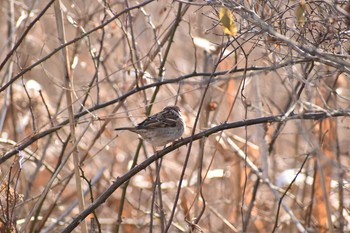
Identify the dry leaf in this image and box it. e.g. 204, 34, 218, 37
295, 0, 306, 26
219, 7, 237, 36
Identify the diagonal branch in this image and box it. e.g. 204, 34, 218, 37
61, 109, 350, 232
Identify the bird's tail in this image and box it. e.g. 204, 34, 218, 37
114, 127, 135, 131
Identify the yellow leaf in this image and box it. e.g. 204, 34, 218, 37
219, 7, 237, 36
295, 0, 306, 26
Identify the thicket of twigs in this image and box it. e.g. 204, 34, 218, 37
0, 0, 349, 232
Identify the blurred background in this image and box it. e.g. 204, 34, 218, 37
0, 0, 349, 232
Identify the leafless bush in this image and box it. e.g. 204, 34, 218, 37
0, 0, 349, 232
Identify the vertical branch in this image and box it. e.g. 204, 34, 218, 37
0, 0, 15, 132
252, 68, 269, 180
53, 1, 87, 233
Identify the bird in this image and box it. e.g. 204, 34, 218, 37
115, 106, 185, 147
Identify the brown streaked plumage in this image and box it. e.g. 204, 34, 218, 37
115, 106, 185, 147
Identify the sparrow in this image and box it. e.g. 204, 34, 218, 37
115, 106, 185, 147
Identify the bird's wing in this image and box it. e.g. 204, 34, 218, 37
137, 109, 177, 129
